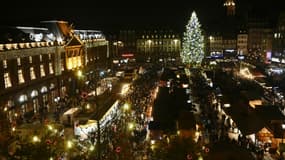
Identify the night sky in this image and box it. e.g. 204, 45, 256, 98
0, 0, 284, 33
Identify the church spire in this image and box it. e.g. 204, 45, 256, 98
224, 0, 236, 16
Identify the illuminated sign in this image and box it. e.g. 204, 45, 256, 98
122, 53, 134, 57
29, 33, 43, 42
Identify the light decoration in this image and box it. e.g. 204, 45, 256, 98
47, 125, 53, 131
123, 103, 130, 111
181, 11, 205, 66
239, 67, 254, 79
249, 100, 262, 108
224, 0, 235, 6
67, 140, 73, 149
77, 70, 82, 77
66, 57, 82, 70
89, 145, 95, 151
223, 103, 231, 108
121, 83, 130, 95
128, 123, 134, 130
32, 136, 40, 142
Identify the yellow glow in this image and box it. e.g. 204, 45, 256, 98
77, 56, 82, 67
223, 103, 231, 108
209, 36, 213, 40
128, 123, 134, 130
198, 155, 204, 160
196, 124, 199, 130
86, 103, 90, 109
12, 127, 15, 132
67, 58, 73, 70
67, 140, 73, 149
123, 103, 130, 111
77, 70, 82, 77
89, 145, 95, 151
150, 140, 155, 145
194, 131, 200, 142
66, 56, 82, 70
240, 68, 254, 79
121, 84, 130, 95
32, 136, 40, 142
249, 100, 262, 108
47, 125, 53, 130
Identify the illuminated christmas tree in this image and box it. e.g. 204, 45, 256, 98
181, 11, 204, 67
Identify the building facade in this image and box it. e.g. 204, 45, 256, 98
237, 30, 248, 55
107, 29, 181, 66
0, 21, 108, 129
136, 30, 181, 63
272, 12, 285, 64
247, 18, 273, 63
206, 33, 223, 57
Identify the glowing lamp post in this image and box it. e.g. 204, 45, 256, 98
67, 140, 73, 149
32, 135, 40, 143
123, 103, 130, 111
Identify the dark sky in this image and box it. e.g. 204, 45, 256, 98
0, 0, 284, 33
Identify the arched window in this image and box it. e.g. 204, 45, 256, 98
19, 94, 28, 103
41, 86, 48, 93
31, 90, 38, 98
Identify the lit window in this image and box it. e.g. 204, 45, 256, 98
61, 61, 65, 71
3, 60, 7, 68
40, 65, 45, 77
18, 69, 25, 84
77, 56, 82, 67
49, 63, 54, 74
30, 67, 36, 80
39, 55, 42, 62
17, 57, 21, 66
4, 72, 12, 88
29, 56, 33, 63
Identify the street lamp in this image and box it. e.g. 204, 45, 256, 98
67, 140, 73, 149
32, 135, 40, 143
